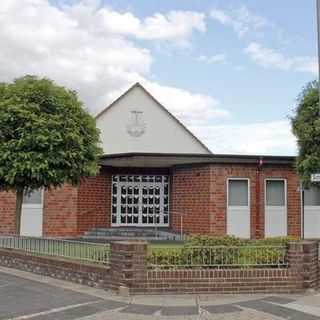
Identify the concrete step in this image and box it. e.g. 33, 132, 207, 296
82, 227, 183, 241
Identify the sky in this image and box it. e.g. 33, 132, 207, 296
0, 0, 317, 155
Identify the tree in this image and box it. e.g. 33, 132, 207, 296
291, 80, 320, 186
0, 75, 103, 234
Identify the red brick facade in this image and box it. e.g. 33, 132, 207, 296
43, 184, 78, 237
77, 167, 111, 234
171, 166, 211, 234
0, 191, 16, 234
0, 163, 301, 238
171, 163, 301, 238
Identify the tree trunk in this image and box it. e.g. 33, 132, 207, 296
15, 188, 24, 235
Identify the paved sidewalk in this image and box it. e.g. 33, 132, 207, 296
0, 266, 319, 320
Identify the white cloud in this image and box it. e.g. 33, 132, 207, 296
198, 54, 226, 64
191, 120, 296, 155
106, 79, 230, 126
0, 0, 214, 115
210, 5, 270, 38
66, 1, 206, 44
245, 42, 318, 75
0, 0, 297, 155
142, 81, 230, 126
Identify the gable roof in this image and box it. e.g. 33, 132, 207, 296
95, 82, 212, 154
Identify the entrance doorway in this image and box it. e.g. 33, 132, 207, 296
20, 189, 43, 237
227, 178, 251, 238
111, 175, 169, 227
265, 179, 287, 237
304, 185, 320, 238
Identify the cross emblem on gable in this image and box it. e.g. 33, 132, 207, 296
126, 110, 146, 137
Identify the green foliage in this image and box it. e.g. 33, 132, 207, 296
291, 80, 320, 186
147, 235, 295, 269
0, 75, 103, 191
186, 234, 296, 247
186, 235, 243, 247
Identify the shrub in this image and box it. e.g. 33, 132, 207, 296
147, 235, 295, 269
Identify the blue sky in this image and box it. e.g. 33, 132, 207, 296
108, 0, 317, 123
1, 0, 318, 155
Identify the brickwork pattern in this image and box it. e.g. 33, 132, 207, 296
142, 269, 297, 294
77, 167, 111, 234
135, 240, 319, 294
171, 166, 211, 234
288, 241, 319, 290
43, 184, 78, 237
109, 241, 147, 291
0, 248, 110, 289
0, 191, 16, 234
0, 163, 305, 238
171, 164, 301, 238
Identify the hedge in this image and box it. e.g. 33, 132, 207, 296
147, 235, 296, 269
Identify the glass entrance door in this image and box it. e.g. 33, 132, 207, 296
111, 175, 169, 226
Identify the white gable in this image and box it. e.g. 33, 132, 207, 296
96, 84, 211, 155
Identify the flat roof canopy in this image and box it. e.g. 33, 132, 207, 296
99, 153, 295, 168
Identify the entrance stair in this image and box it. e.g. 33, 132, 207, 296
80, 227, 184, 242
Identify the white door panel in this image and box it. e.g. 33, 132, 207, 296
304, 206, 320, 238
303, 186, 320, 238
265, 179, 287, 237
20, 207, 43, 237
265, 207, 287, 237
20, 190, 43, 237
227, 179, 250, 238
227, 207, 250, 238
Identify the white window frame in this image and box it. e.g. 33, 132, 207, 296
22, 189, 44, 209
302, 184, 320, 239
264, 178, 287, 209
303, 185, 320, 208
227, 178, 250, 210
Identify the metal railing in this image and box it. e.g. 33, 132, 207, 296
147, 245, 288, 270
0, 236, 110, 265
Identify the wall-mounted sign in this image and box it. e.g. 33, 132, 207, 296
311, 173, 320, 182
126, 110, 146, 137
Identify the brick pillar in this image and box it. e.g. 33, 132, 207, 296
288, 241, 319, 290
110, 241, 147, 294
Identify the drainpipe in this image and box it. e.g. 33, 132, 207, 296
180, 212, 183, 241
300, 182, 305, 239
255, 157, 263, 239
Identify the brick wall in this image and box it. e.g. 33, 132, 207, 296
171, 165, 211, 234
288, 241, 319, 290
77, 167, 111, 234
0, 163, 303, 238
143, 269, 297, 294
128, 240, 319, 295
170, 163, 301, 238
109, 241, 147, 292
0, 248, 111, 289
0, 191, 16, 234
43, 184, 78, 237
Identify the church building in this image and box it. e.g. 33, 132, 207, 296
1, 83, 320, 239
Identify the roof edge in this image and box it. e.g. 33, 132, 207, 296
99, 152, 296, 165
95, 82, 141, 120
